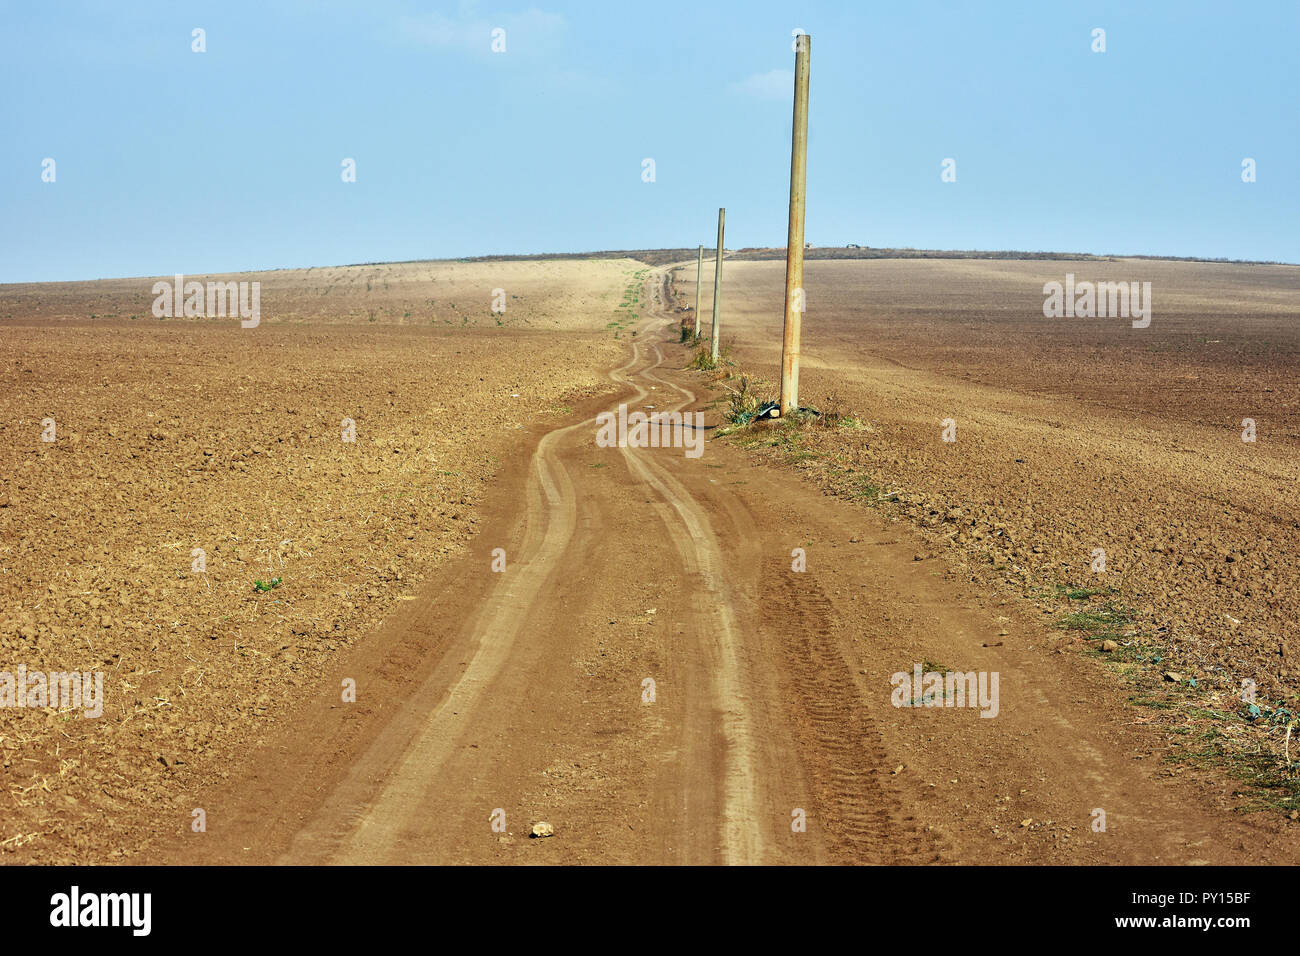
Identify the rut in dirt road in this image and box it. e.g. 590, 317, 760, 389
762, 561, 945, 864
275, 269, 794, 864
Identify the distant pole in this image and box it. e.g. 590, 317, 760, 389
695, 244, 704, 341
711, 208, 725, 364
779, 34, 810, 415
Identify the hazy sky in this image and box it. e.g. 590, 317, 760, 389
2, 0, 1296, 282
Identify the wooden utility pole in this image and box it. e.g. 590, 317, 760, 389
779, 33, 810, 415
711, 208, 725, 364
695, 244, 703, 341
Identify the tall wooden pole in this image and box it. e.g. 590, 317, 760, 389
779, 34, 810, 415
695, 244, 703, 341
711, 208, 725, 364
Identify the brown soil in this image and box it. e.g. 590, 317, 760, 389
677, 257, 1300, 813
0, 258, 637, 861
3, 255, 1296, 864
158, 265, 1292, 864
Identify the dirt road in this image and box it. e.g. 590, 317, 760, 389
177, 268, 1295, 865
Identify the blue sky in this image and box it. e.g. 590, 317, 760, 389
2, 0, 1296, 282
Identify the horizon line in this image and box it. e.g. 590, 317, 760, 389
2, 244, 1295, 287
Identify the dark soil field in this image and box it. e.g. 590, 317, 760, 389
675, 256, 1300, 814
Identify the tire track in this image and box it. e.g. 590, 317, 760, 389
281, 268, 769, 864
611, 278, 766, 864
762, 557, 946, 864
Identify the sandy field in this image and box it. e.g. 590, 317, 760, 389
0, 257, 639, 861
